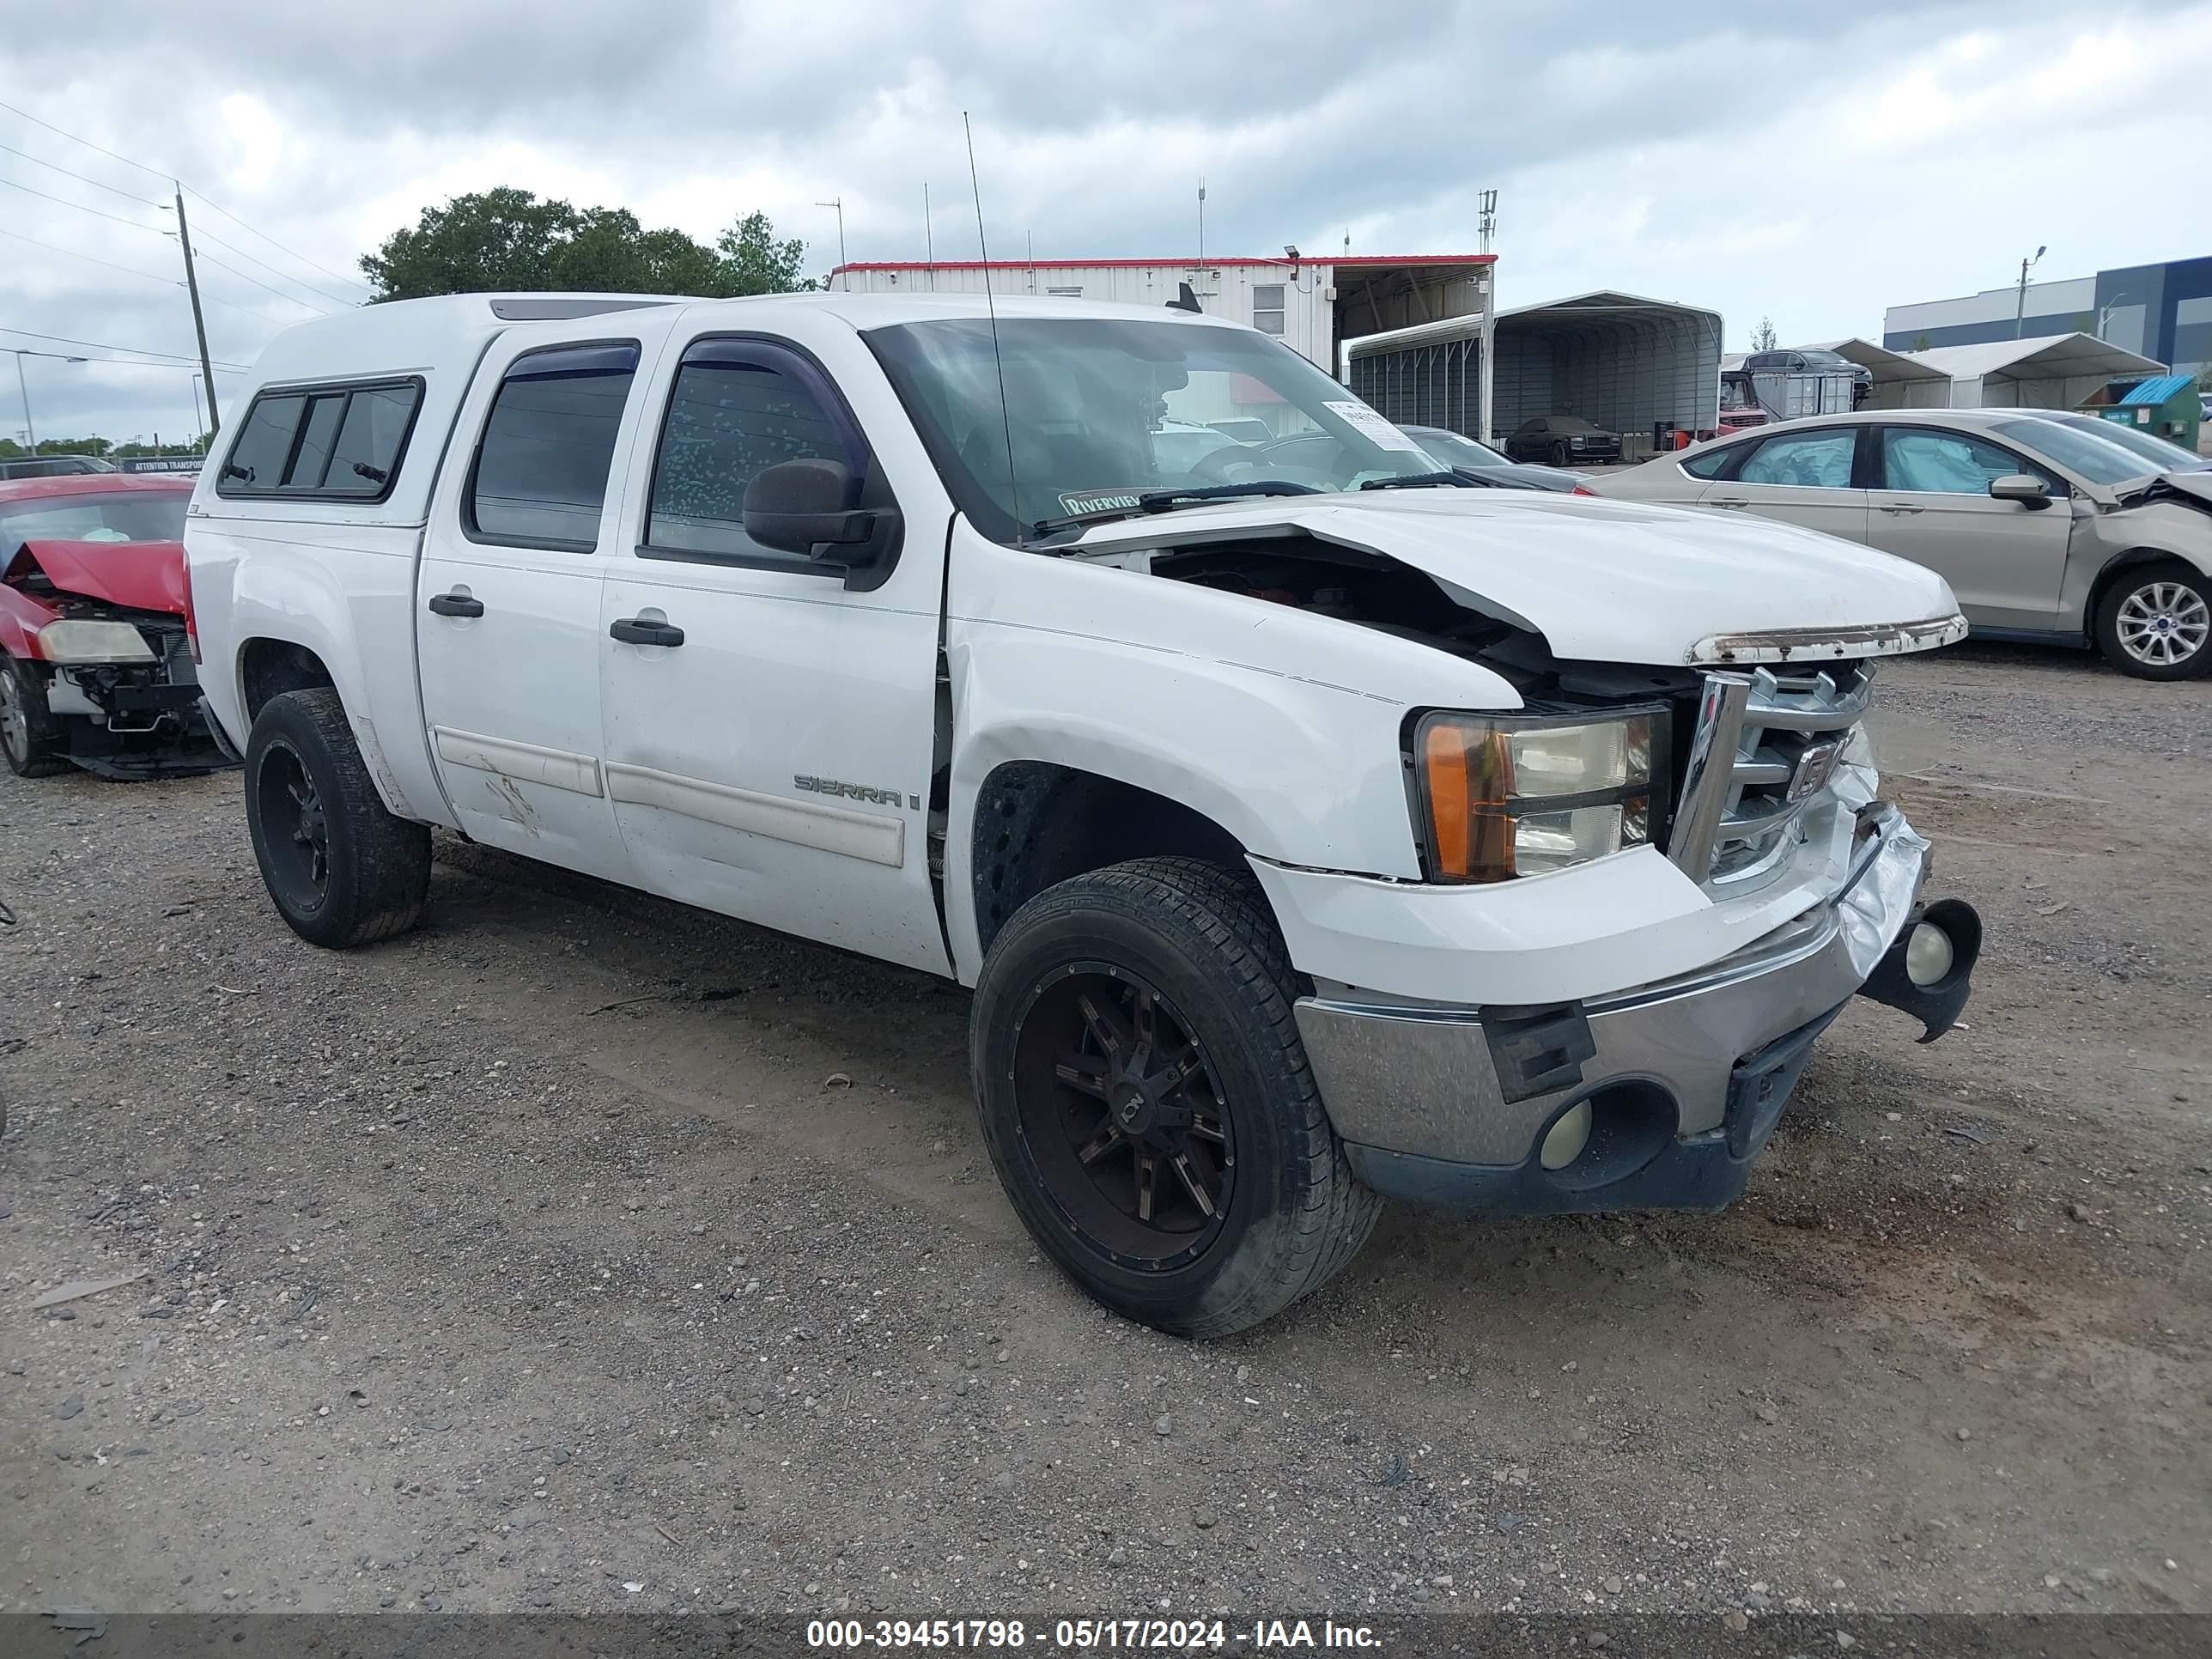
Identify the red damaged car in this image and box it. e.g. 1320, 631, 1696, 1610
0, 474, 234, 779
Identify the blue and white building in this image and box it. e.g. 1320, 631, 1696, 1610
1882, 255, 2211, 378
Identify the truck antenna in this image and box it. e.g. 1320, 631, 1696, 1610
964, 112, 1020, 535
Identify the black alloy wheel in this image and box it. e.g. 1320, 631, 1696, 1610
1011, 962, 1234, 1270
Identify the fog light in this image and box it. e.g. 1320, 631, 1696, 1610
1905, 921, 1955, 988
1539, 1101, 1592, 1170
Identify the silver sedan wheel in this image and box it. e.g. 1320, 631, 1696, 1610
2114, 580, 2210, 669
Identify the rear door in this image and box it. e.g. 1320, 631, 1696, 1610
415, 328, 665, 882
595, 324, 951, 974
1699, 424, 1869, 543
1867, 425, 2071, 629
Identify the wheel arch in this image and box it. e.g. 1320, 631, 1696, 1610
965, 759, 1256, 963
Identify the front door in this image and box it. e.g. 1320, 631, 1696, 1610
416, 335, 653, 882
1866, 425, 2073, 629
1700, 424, 1869, 543
597, 330, 951, 974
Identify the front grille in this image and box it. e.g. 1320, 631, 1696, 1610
1667, 661, 1872, 886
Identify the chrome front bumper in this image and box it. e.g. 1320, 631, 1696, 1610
1297, 803, 1960, 1212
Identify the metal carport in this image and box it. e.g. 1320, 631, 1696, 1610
1344, 289, 1723, 459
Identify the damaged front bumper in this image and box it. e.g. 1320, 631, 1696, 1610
1297, 804, 1980, 1214
41, 654, 236, 780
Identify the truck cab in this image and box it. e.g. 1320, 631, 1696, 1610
186, 291, 1982, 1337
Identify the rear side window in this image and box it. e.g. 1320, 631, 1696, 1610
216, 380, 422, 499
1738, 428, 1856, 489
468, 343, 639, 550
1680, 443, 1745, 479
644, 341, 860, 563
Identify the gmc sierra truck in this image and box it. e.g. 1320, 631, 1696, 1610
184, 290, 1982, 1336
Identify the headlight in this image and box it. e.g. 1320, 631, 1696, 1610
34, 620, 158, 665
1414, 709, 1658, 883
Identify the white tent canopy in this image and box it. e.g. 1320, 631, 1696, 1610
1890, 332, 2166, 410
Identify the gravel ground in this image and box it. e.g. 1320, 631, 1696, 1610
1, 641, 2208, 1638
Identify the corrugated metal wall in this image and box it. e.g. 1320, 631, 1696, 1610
1345, 337, 1485, 433
1348, 301, 1720, 442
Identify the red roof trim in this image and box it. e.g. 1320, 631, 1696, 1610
830, 254, 1496, 274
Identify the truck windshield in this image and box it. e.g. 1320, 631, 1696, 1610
865, 317, 1441, 544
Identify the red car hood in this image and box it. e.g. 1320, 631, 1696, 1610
3, 538, 189, 616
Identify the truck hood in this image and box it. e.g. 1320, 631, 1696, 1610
1068, 489, 1965, 666
3, 537, 190, 616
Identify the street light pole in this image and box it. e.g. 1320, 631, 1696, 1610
2014, 245, 2047, 339
9, 348, 89, 453
172, 187, 222, 439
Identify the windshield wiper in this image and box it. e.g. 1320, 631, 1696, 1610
1358, 471, 1480, 491
1026, 480, 1319, 541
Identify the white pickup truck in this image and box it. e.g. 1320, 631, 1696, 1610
185, 290, 1982, 1336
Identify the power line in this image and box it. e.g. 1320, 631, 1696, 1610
184, 223, 360, 309
184, 187, 372, 295
0, 172, 167, 234
0, 97, 372, 299
4, 343, 243, 373
187, 246, 333, 314
0, 98, 168, 184
0, 325, 249, 370
0, 225, 289, 325
0, 140, 165, 207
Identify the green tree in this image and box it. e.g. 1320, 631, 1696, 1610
362, 187, 816, 301
1749, 316, 1778, 351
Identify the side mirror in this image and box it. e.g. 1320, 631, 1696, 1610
1989, 473, 2052, 509
744, 458, 890, 556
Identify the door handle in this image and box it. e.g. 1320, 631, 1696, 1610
1711, 496, 1750, 509
427, 592, 484, 618
610, 617, 685, 648
1877, 503, 1925, 515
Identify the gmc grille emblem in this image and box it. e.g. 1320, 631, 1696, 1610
1786, 741, 1842, 803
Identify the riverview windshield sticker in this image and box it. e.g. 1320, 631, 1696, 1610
1056, 489, 1149, 516
1324, 400, 1425, 452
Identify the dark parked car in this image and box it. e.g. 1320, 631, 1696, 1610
1402, 425, 1595, 493
0, 455, 118, 480
1503, 415, 1621, 466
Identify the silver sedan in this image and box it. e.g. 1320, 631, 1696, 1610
1590, 408, 2212, 679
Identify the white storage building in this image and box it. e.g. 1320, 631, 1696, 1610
828, 253, 1496, 379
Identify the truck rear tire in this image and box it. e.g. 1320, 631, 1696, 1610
244, 687, 429, 948
970, 856, 1379, 1338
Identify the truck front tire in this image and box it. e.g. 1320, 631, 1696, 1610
243, 688, 429, 948
971, 856, 1379, 1338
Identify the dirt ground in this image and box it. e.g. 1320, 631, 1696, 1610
2, 641, 2208, 1638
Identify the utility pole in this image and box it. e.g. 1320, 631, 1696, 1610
173, 187, 221, 437
923, 183, 933, 289
1196, 179, 1206, 269
14, 351, 33, 451
815, 198, 847, 276
1478, 189, 1498, 255
2014, 245, 2046, 340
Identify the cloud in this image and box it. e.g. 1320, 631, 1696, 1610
3, 0, 2207, 441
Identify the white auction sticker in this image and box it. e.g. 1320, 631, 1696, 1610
1323, 399, 1425, 452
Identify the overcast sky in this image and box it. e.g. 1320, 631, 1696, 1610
3, 0, 2207, 445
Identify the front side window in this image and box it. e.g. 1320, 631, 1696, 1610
469, 343, 639, 549
865, 316, 1439, 544
647, 348, 852, 559
1738, 428, 1856, 489
1991, 417, 2156, 487
1251, 283, 1285, 336
1881, 428, 2032, 494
